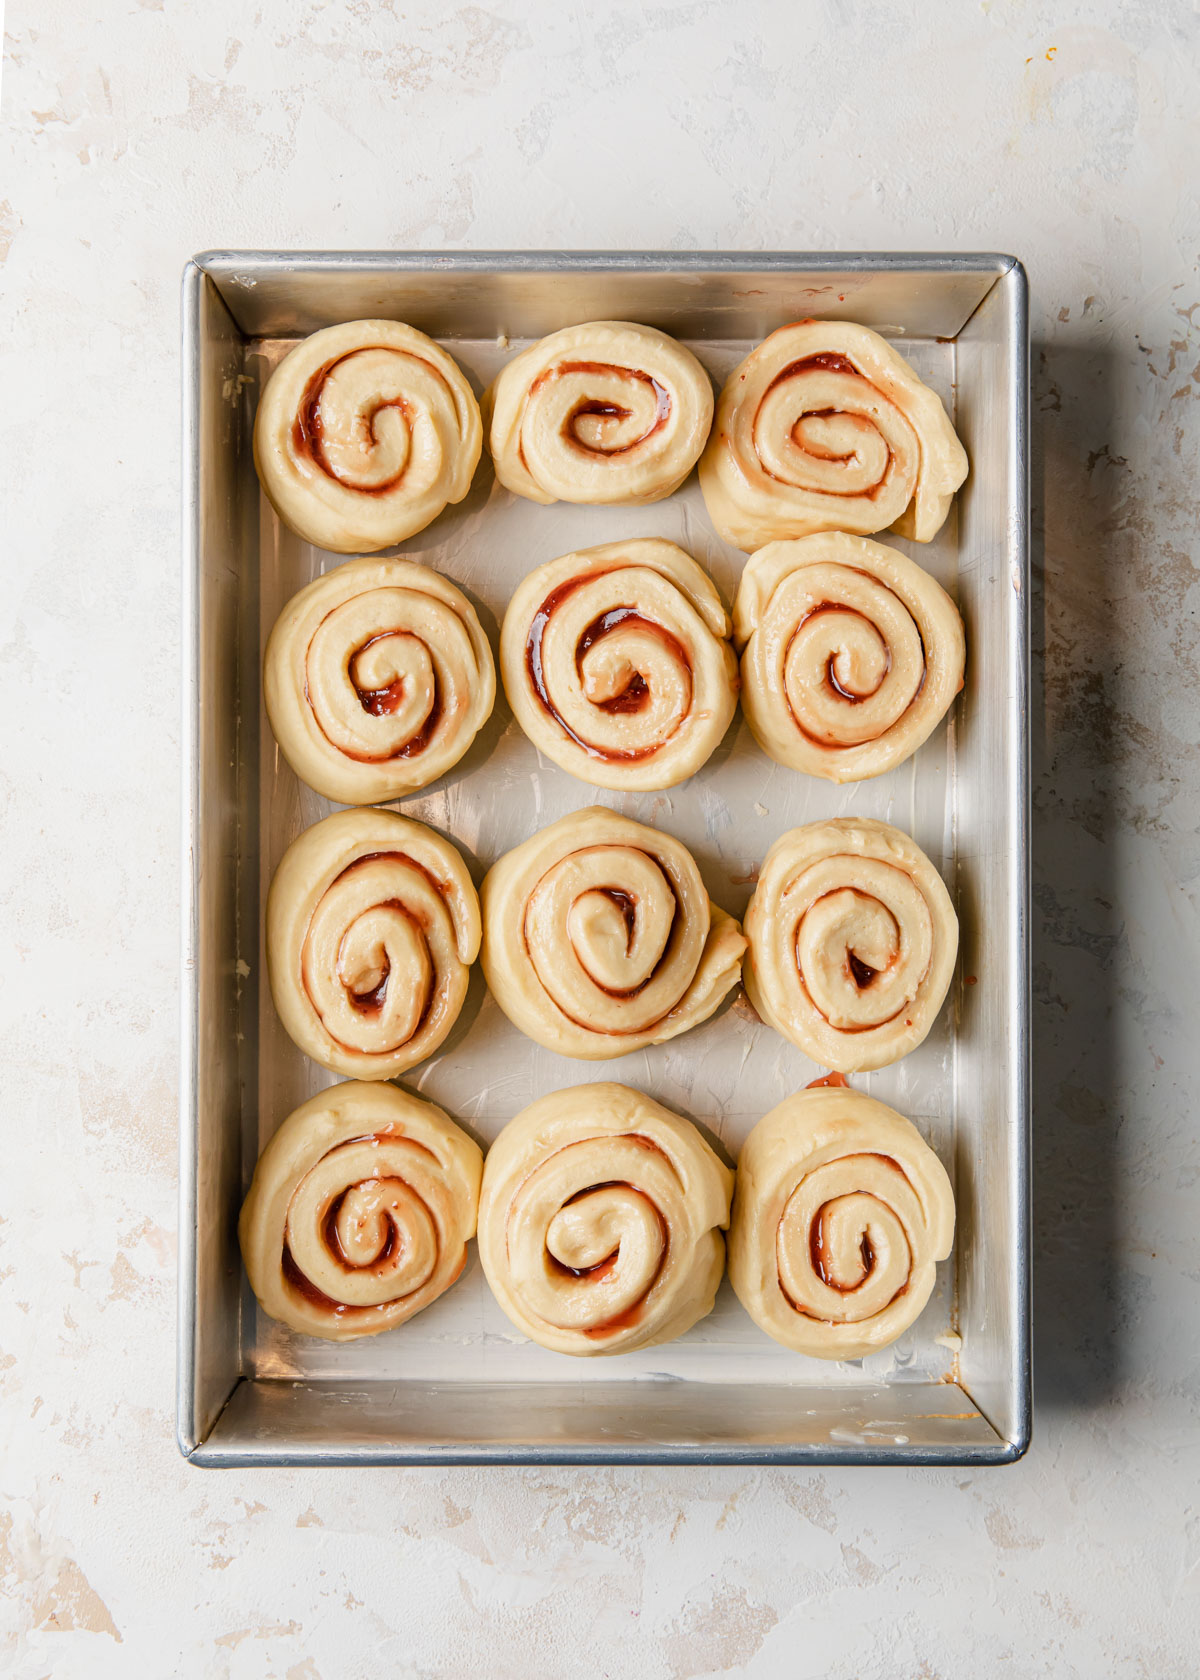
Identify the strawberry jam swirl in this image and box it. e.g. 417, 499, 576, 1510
521, 851, 687, 1030
479, 808, 746, 1061
525, 360, 671, 460
521, 1139, 673, 1340
238, 1085, 483, 1343
769, 570, 932, 756
773, 1147, 921, 1330
700, 319, 969, 552
291, 347, 432, 492
300, 850, 449, 1057
477, 1085, 733, 1357
742, 818, 958, 1074
501, 538, 737, 792
280, 1131, 447, 1319
524, 571, 693, 764
488, 322, 714, 510
786, 1162, 907, 1303
306, 624, 445, 765
781, 597, 923, 747
732, 534, 965, 785
755, 352, 895, 499
728, 1085, 956, 1358
792, 884, 921, 1036
267, 558, 495, 805
270, 814, 480, 1083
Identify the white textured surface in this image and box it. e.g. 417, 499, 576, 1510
2, 1, 1199, 1674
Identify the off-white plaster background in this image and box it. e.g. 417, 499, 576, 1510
3, 1, 1199, 1674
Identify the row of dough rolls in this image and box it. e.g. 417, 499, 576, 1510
266, 808, 958, 1078
254, 318, 966, 553
263, 533, 964, 799
241, 1078, 954, 1362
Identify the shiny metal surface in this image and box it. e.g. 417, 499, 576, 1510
180, 252, 1029, 1466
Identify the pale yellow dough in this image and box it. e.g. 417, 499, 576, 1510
500, 538, 738, 791
239, 1080, 483, 1342
734, 533, 965, 782
478, 1083, 733, 1356
264, 555, 495, 804
487, 321, 713, 505
698, 320, 968, 551
253, 319, 482, 552
743, 818, 958, 1072
480, 807, 746, 1060
267, 808, 481, 1080
728, 1085, 954, 1360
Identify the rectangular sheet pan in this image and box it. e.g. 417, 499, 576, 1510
180, 252, 1030, 1465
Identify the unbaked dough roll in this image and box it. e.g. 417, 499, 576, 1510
267, 808, 481, 1079
253, 319, 482, 552
487, 321, 713, 505
743, 818, 957, 1072
728, 1084, 954, 1360
264, 556, 495, 804
481, 807, 746, 1060
733, 533, 965, 782
699, 320, 967, 551
478, 1082, 732, 1355
500, 539, 738, 790
239, 1080, 483, 1342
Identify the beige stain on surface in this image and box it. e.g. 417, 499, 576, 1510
841, 1541, 885, 1586
80, 1066, 176, 1175
986, 1508, 1046, 1552
0, 200, 19, 262
780, 1477, 838, 1535
33, 1558, 122, 1643
662, 1584, 779, 1680
215, 1620, 302, 1649
106, 1252, 143, 1304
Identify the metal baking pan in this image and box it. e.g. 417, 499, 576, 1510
180, 251, 1029, 1466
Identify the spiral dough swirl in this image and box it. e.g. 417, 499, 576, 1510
728, 1085, 955, 1360
744, 818, 958, 1073
698, 320, 967, 552
734, 533, 965, 782
267, 808, 481, 1080
264, 556, 495, 804
239, 1080, 483, 1342
500, 539, 738, 791
253, 319, 482, 552
481, 808, 746, 1060
487, 321, 714, 506
477, 1083, 732, 1356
